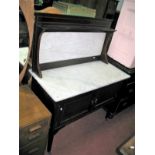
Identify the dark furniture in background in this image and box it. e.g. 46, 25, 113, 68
57, 0, 119, 20
103, 0, 119, 19
19, 9, 29, 48
35, 0, 53, 10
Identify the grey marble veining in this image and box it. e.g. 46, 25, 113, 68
39, 32, 106, 63
30, 61, 130, 102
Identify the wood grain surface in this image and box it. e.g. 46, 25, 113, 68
19, 86, 51, 128
19, 0, 34, 84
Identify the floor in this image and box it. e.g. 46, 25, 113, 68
45, 105, 135, 155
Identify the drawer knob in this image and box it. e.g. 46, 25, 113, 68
29, 125, 42, 133
94, 98, 98, 104
91, 98, 98, 104
28, 133, 41, 140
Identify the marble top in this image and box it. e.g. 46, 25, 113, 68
30, 61, 130, 102
39, 32, 106, 64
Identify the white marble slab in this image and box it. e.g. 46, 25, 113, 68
19, 47, 28, 65
30, 61, 130, 102
39, 32, 106, 63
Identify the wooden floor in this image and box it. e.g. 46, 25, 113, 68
45, 105, 135, 155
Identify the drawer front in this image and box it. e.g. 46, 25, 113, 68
61, 94, 92, 124
57, 82, 122, 126
93, 82, 122, 108
19, 138, 47, 155
20, 119, 50, 148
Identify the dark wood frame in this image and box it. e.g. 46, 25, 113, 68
108, 56, 135, 75
31, 13, 132, 153
32, 13, 114, 77
103, 57, 135, 119
31, 76, 127, 152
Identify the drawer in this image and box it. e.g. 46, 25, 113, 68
19, 119, 50, 148
57, 82, 122, 125
19, 138, 47, 155
93, 82, 122, 107
61, 94, 92, 123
